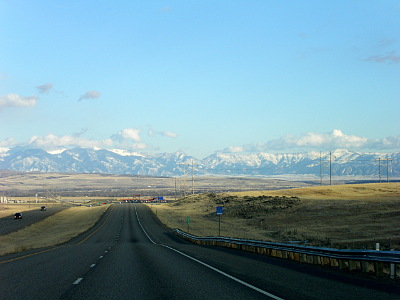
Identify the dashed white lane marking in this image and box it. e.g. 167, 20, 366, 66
99, 256, 103, 258
90, 264, 96, 268
73, 278, 83, 285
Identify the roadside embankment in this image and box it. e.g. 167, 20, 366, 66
150, 183, 400, 250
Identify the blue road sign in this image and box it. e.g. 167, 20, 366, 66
216, 206, 223, 215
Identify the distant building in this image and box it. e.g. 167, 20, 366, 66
0, 196, 8, 203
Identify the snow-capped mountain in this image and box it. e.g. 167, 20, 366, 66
0, 147, 398, 178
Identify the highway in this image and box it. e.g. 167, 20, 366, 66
0, 203, 399, 299
0, 206, 68, 236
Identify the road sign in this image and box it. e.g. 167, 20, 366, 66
187, 216, 191, 225
216, 206, 223, 215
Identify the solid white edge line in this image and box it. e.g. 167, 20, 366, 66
163, 244, 284, 300
134, 204, 284, 300
134, 204, 156, 244
73, 278, 83, 285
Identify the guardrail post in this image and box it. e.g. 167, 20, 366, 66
374, 262, 384, 277
349, 260, 357, 271
330, 258, 339, 268
313, 255, 321, 265
338, 259, 348, 270
390, 249, 396, 279
390, 263, 396, 279
361, 261, 369, 273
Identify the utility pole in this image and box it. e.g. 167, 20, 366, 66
387, 156, 392, 182
320, 151, 322, 185
377, 158, 382, 183
178, 162, 194, 197
329, 151, 332, 186
174, 178, 177, 201
190, 160, 198, 194
376, 157, 393, 183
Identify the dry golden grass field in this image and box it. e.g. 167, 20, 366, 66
151, 183, 400, 250
1, 170, 311, 197
2, 171, 399, 253
0, 205, 109, 256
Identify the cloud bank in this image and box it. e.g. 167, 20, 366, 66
0, 94, 37, 110
28, 134, 113, 149
21, 127, 148, 151
224, 130, 400, 153
2, 129, 399, 156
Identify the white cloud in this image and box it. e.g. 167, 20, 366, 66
147, 127, 178, 138
223, 130, 400, 153
363, 51, 400, 63
0, 137, 16, 147
113, 128, 141, 142
0, 94, 37, 110
226, 146, 245, 153
78, 90, 101, 101
7, 127, 151, 152
161, 131, 178, 138
109, 128, 150, 150
36, 83, 53, 94
28, 134, 113, 149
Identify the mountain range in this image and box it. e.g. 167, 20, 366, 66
0, 147, 398, 178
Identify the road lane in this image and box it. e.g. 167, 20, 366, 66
0, 206, 120, 299
62, 204, 269, 299
0, 203, 399, 299
0, 206, 68, 236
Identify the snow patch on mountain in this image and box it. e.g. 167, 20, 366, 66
0, 147, 398, 178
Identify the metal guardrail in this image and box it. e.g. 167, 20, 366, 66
174, 229, 400, 264
175, 229, 400, 278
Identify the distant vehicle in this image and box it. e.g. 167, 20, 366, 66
14, 213, 22, 219
40, 206, 46, 211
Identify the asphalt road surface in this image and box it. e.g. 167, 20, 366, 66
0, 206, 68, 236
0, 204, 399, 300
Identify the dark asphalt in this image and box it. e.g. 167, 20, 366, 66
0, 203, 399, 300
0, 206, 69, 236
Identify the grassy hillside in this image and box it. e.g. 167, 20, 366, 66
152, 183, 400, 250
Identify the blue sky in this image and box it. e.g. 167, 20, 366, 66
1, 1, 399, 158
